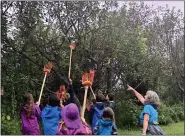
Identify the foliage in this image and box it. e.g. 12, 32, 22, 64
158, 103, 174, 125
158, 102, 184, 125
115, 98, 142, 128
1, 115, 21, 135
1, 1, 184, 134
169, 103, 184, 122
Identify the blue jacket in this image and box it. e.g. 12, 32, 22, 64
41, 105, 62, 135
93, 119, 117, 135
90, 102, 105, 130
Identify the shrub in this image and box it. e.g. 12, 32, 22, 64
115, 99, 142, 129
170, 103, 184, 122
1, 113, 21, 135
158, 103, 173, 125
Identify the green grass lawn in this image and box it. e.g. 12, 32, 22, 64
118, 122, 184, 135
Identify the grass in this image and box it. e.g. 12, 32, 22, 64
118, 122, 184, 135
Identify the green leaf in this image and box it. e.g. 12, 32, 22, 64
2, 116, 5, 121
6, 115, 10, 120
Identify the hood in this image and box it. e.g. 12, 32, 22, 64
95, 102, 104, 110
99, 119, 112, 126
42, 105, 61, 118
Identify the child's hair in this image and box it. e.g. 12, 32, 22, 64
96, 93, 105, 102
23, 92, 34, 117
107, 93, 114, 101
102, 107, 115, 124
48, 94, 60, 107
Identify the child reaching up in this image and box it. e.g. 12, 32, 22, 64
63, 78, 81, 111
93, 107, 118, 135
20, 92, 41, 135
90, 93, 106, 130
41, 94, 63, 135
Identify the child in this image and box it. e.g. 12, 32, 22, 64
86, 98, 96, 125
41, 94, 63, 135
20, 92, 41, 135
63, 79, 81, 111
105, 93, 115, 110
93, 107, 118, 135
56, 103, 92, 135
90, 93, 105, 130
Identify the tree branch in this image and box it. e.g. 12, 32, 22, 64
177, 81, 184, 92
2, 2, 13, 15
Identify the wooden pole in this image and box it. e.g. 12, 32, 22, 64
68, 48, 73, 79
90, 86, 96, 99
81, 86, 88, 118
38, 72, 47, 103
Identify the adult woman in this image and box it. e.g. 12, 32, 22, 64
127, 85, 164, 135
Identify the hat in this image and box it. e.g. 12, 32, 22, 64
62, 103, 82, 129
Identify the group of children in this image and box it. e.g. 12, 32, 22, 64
88, 93, 117, 135
20, 79, 117, 135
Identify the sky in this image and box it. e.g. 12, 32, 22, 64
144, 1, 184, 13
118, 1, 184, 15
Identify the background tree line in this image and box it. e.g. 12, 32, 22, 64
1, 1, 184, 134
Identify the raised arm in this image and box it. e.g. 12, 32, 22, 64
127, 85, 145, 105
35, 102, 41, 121
67, 78, 75, 103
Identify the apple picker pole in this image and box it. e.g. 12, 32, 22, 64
81, 69, 95, 118
38, 61, 53, 103
89, 69, 96, 99
68, 41, 76, 79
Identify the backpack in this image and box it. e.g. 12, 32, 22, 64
56, 120, 92, 135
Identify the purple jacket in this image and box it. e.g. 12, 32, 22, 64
21, 104, 41, 135
56, 121, 92, 135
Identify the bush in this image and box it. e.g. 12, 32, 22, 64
158, 102, 184, 125
170, 103, 184, 122
115, 99, 142, 129
158, 103, 173, 125
1, 113, 21, 135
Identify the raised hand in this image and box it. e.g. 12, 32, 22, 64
69, 78, 72, 85
81, 117, 86, 123
36, 101, 40, 105
127, 84, 134, 91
